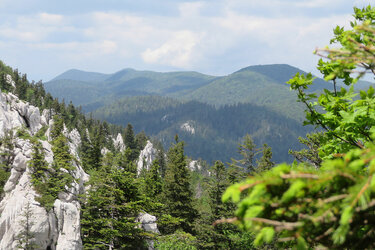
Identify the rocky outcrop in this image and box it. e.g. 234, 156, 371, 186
137, 212, 159, 234
188, 160, 202, 172
0, 87, 87, 249
180, 121, 195, 135
113, 133, 125, 152
137, 140, 158, 175
136, 212, 159, 250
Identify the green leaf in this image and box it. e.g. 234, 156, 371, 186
296, 236, 308, 250
340, 206, 353, 225
281, 180, 306, 203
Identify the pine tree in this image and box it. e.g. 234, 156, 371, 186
143, 160, 162, 200
256, 143, 274, 172
163, 138, 198, 233
16, 201, 38, 250
124, 123, 136, 150
81, 153, 146, 249
0, 130, 14, 197
233, 134, 257, 173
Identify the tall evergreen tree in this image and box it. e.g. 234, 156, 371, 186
163, 138, 197, 233
256, 143, 274, 172
233, 134, 257, 173
81, 153, 146, 249
124, 123, 136, 150
16, 201, 38, 250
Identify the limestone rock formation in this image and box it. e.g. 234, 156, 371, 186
180, 121, 195, 135
0, 88, 86, 249
188, 160, 202, 172
113, 133, 125, 152
137, 140, 158, 175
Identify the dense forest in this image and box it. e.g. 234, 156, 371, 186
92, 95, 311, 163
44, 63, 327, 164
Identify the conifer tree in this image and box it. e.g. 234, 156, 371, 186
124, 123, 136, 150
0, 130, 14, 197
163, 138, 197, 233
81, 153, 146, 249
256, 143, 274, 172
232, 134, 257, 173
143, 160, 163, 200
16, 201, 38, 250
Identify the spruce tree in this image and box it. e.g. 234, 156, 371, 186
16, 201, 38, 250
81, 153, 146, 249
124, 123, 136, 150
233, 134, 257, 173
256, 143, 274, 172
143, 160, 162, 200
163, 138, 197, 233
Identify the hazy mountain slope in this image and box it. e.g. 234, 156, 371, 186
45, 79, 105, 106
44, 68, 216, 103
92, 96, 311, 163
238, 64, 329, 91
182, 69, 305, 121
51, 69, 110, 82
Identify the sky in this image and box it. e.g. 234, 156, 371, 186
0, 0, 373, 82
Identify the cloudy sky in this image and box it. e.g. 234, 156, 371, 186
0, 0, 372, 82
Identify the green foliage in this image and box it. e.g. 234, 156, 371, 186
16, 201, 39, 250
155, 231, 198, 250
222, 146, 375, 248
223, 5, 375, 249
256, 144, 274, 172
163, 140, 198, 233
142, 160, 163, 200
289, 132, 323, 167
94, 96, 310, 164
34, 125, 48, 141
0, 130, 14, 198
16, 127, 32, 141
30, 116, 76, 211
81, 152, 146, 249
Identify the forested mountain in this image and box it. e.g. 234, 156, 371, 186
43, 64, 326, 164
92, 95, 311, 163
44, 64, 326, 120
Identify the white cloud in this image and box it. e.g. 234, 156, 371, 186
0, 1, 364, 80
38, 13, 64, 24
142, 30, 202, 67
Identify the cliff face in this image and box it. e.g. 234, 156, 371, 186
0, 75, 160, 249
0, 84, 88, 249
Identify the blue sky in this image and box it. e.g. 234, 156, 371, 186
0, 0, 373, 81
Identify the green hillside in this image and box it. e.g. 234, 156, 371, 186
92, 95, 311, 164
44, 64, 325, 163
182, 68, 305, 121
45, 64, 328, 122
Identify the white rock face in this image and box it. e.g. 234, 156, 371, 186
113, 133, 125, 152
0, 86, 86, 250
137, 141, 158, 175
180, 121, 195, 135
188, 160, 202, 172
68, 128, 81, 159
136, 212, 159, 234
136, 212, 159, 250
6, 74, 16, 88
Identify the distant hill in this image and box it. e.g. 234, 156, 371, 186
45, 64, 327, 120
44, 64, 328, 163
51, 69, 110, 82
92, 95, 311, 163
